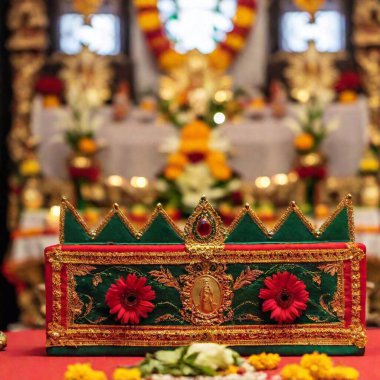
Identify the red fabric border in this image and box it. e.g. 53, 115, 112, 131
360, 249, 367, 324
60, 265, 68, 328
343, 260, 352, 327
47, 242, 353, 253
45, 259, 52, 327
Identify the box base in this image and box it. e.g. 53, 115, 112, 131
46, 345, 365, 357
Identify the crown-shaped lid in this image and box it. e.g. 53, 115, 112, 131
59, 195, 354, 245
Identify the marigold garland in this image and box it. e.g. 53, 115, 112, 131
133, 0, 258, 71
247, 352, 281, 370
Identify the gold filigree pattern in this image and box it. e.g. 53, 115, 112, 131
179, 262, 233, 325
46, 242, 366, 349
184, 196, 226, 255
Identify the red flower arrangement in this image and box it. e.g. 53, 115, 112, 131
335, 71, 361, 93
35, 75, 64, 96
259, 271, 309, 324
105, 274, 156, 324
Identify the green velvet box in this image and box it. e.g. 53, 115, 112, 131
45, 196, 367, 356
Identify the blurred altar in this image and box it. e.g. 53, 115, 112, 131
3, 0, 380, 329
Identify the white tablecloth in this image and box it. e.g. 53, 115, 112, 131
32, 98, 369, 181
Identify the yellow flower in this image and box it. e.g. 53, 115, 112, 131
247, 353, 281, 370
339, 90, 358, 104
207, 151, 226, 165
360, 156, 379, 172
208, 48, 232, 71
294, 133, 315, 152
167, 152, 188, 168
159, 50, 185, 70
224, 33, 245, 51
220, 365, 239, 375
78, 138, 98, 155
325, 366, 359, 380
300, 352, 333, 379
181, 120, 211, 140
134, 0, 157, 8
234, 6, 256, 28
113, 367, 141, 380
137, 11, 161, 32
164, 165, 183, 180
281, 364, 313, 380
210, 164, 232, 181
64, 363, 106, 380
20, 158, 40, 177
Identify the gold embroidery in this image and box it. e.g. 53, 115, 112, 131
47, 244, 366, 349
184, 197, 226, 255
180, 262, 233, 325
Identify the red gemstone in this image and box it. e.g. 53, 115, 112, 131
196, 218, 212, 237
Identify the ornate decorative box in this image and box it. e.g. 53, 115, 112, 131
45, 195, 367, 356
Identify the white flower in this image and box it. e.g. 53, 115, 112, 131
210, 130, 231, 153
186, 343, 235, 370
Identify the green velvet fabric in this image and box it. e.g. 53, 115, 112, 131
226, 213, 270, 244
63, 205, 351, 245
64, 209, 92, 244
63, 209, 184, 244
47, 345, 364, 357
93, 215, 137, 244
226, 207, 351, 244
73, 263, 340, 326
139, 214, 183, 244
319, 208, 350, 242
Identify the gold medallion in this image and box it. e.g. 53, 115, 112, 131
191, 275, 222, 314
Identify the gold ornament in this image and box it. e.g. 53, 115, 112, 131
59, 46, 113, 108
159, 51, 233, 119
284, 41, 338, 103
0, 331, 7, 350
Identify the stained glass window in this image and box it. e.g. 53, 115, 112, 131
59, 14, 120, 55
279, 0, 346, 53
158, 0, 237, 54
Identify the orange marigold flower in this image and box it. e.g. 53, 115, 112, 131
300, 352, 333, 379
181, 120, 211, 140
294, 133, 315, 152
164, 165, 183, 180
134, 0, 157, 8
210, 164, 232, 181
78, 138, 98, 155
180, 139, 209, 154
281, 364, 313, 380
159, 50, 184, 70
167, 152, 188, 168
137, 11, 161, 32
208, 48, 232, 71
207, 151, 226, 165
234, 6, 255, 28
224, 33, 245, 51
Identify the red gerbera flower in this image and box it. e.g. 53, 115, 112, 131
105, 274, 156, 324
259, 271, 309, 324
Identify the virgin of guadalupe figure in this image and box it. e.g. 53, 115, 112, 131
200, 278, 216, 313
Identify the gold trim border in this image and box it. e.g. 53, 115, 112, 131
46, 243, 366, 349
